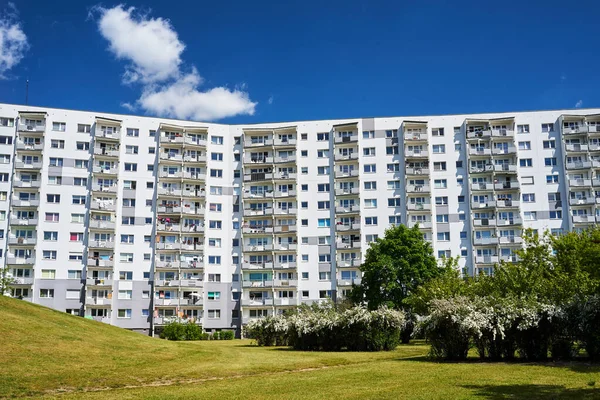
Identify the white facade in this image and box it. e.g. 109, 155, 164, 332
1, 103, 599, 334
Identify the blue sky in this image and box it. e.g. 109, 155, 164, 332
0, 0, 598, 123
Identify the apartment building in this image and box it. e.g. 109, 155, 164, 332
1, 103, 599, 334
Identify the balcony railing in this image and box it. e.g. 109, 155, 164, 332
9, 217, 38, 226
242, 280, 274, 288
475, 255, 499, 264
569, 179, 592, 187
404, 132, 428, 141
566, 161, 592, 170
334, 134, 359, 144
406, 184, 430, 193
13, 179, 42, 188
407, 202, 431, 211
335, 187, 360, 196
17, 122, 45, 132
88, 241, 115, 249
473, 237, 499, 245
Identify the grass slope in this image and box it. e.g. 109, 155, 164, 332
1, 296, 600, 399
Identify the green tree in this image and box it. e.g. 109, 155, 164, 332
0, 266, 15, 296
349, 224, 441, 341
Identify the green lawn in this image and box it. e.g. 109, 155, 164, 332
2, 296, 600, 399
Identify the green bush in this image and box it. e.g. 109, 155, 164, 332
160, 322, 205, 341
219, 330, 235, 340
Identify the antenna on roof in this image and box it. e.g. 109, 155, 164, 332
25, 79, 29, 105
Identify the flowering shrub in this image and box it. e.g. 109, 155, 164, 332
571, 295, 600, 361
245, 304, 406, 351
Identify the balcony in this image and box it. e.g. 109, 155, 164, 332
156, 243, 181, 250
407, 202, 431, 211
273, 261, 297, 270
158, 187, 182, 197
273, 243, 297, 251
496, 217, 523, 226
469, 148, 492, 156
93, 165, 119, 175
569, 197, 595, 206
242, 280, 274, 288
93, 147, 119, 157
334, 134, 359, 144
337, 241, 361, 250
335, 223, 361, 232
273, 172, 296, 181
573, 215, 596, 224
243, 207, 273, 217
405, 167, 430, 176
86, 278, 113, 287
408, 220, 432, 229
8, 237, 36, 245
17, 122, 45, 133
89, 220, 116, 230
404, 149, 429, 158
90, 202, 116, 211
566, 144, 589, 153
182, 171, 206, 180
160, 153, 184, 162
335, 205, 360, 214
243, 190, 274, 199
569, 179, 592, 187
157, 205, 182, 214
86, 297, 112, 306
241, 298, 274, 306
155, 260, 181, 269
6, 257, 35, 265
499, 236, 523, 245
469, 164, 495, 174
92, 184, 118, 193
160, 136, 184, 144
242, 262, 273, 270
273, 138, 297, 147
159, 170, 182, 179
274, 190, 297, 198
182, 206, 205, 216
274, 225, 297, 233
273, 207, 297, 216
181, 225, 204, 234
154, 298, 180, 306
566, 161, 592, 170
14, 161, 42, 170
13, 179, 41, 188
184, 137, 207, 147
496, 200, 520, 208
593, 179, 600, 187
404, 132, 428, 141
87, 258, 113, 268
273, 279, 298, 288
334, 152, 359, 161
471, 182, 494, 191
88, 241, 115, 249
474, 218, 497, 227
467, 130, 492, 139
493, 164, 518, 173
492, 146, 518, 155
337, 278, 362, 287
183, 154, 207, 163
475, 255, 499, 264
337, 258, 361, 268
563, 126, 588, 135
495, 181, 520, 190
95, 130, 121, 141
473, 237, 499, 245
334, 170, 359, 179
243, 244, 274, 252
16, 141, 43, 151
244, 172, 273, 183
274, 156, 297, 164
491, 129, 514, 138
9, 217, 38, 226
157, 223, 181, 233
244, 156, 274, 164
11, 277, 34, 285
244, 139, 273, 148
11, 198, 40, 207
406, 184, 430, 193
335, 187, 360, 196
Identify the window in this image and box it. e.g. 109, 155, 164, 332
211, 136, 224, 145
435, 196, 448, 205
40, 289, 54, 298
76, 142, 90, 151
70, 232, 84, 242
432, 128, 444, 136
363, 147, 376, 156
209, 203, 222, 212
41, 269, 56, 279
365, 216, 378, 225
49, 157, 63, 167
517, 124, 530, 133
437, 232, 450, 241
433, 161, 447, 171
148, 147, 155, 154
302, 254, 309, 262
545, 157, 557, 166
364, 164, 376, 173
317, 201, 330, 210
541, 123, 555, 132
124, 163, 137, 171
48, 176, 62, 185
364, 181, 377, 190
436, 214, 449, 223
210, 186, 223, 195
522, 193, 536, 203
208, 274, 221, 282
546, 175, 559, 184
126, 128, 139, 137
317, 166, 330, 175
149, 130, 156, 137
301, 219, 308, 226
118, 290, 133, 299
209, 220, 222, 229
519, 159, 533, 167
301, 133, 308, 140
122, 198, 136, 207
434, 179, 447, 189
388, 198, 401, 207
72, 195, 86, 205
65, 289, 80, 301
387, 180, 401, 189
119, 271, 133, 280
68, 253, 83, 261
52, 122, 66, 132
47, 194, 60, 203
548, 192, 561, 202
455, 143, 462, 151
301, 184, 308, 191
549, 211, 562, 219
317, 183, 330, 192
211, 152, 223, 161
210, 169, 223, 178
365, 234, 378, 243
389, 215, 402, 224
121, 234, 134, 244
71, 213, 84, 223
319, 271, 331, 281
543, 140, 556, 149
301, 272, 309, 279
521, 176, 534, 185
208, 292, 221, 300
460, 232, 467, 239
208, 309, 221, 319
120, 253, 134, 262
438, 250, 451, 258
317, 218, 330, 227
301, 167, 308, 174
363, 131, 375, 139
524, 211, 537, 221
125, 145, 138, 154
77, 124, 91, 133
432, 144, 445, 154
317, 149, 329, 158
45, 213, 59, 222
317, 132, 329, 141
51, 139, 65, 149
117, 309, 132, 319
386, 146, 399, 155
387, 163, 401, 172
301, 150, 308, 157
301, 202, 308, 209
0, 117, 15, 127
364, 199, 377, 208
208, 238, 222, 247
518, 141, 531, 150
73, 178, 87, 187
43, 231, 58, 241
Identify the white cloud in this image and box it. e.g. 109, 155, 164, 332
575, 100, 583, 108
120, 102, 136, 112
268, 95, 274, 105
0, 3, 29, 79
93, 5, 256, 121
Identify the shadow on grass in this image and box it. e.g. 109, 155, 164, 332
462, 384, 600, 399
